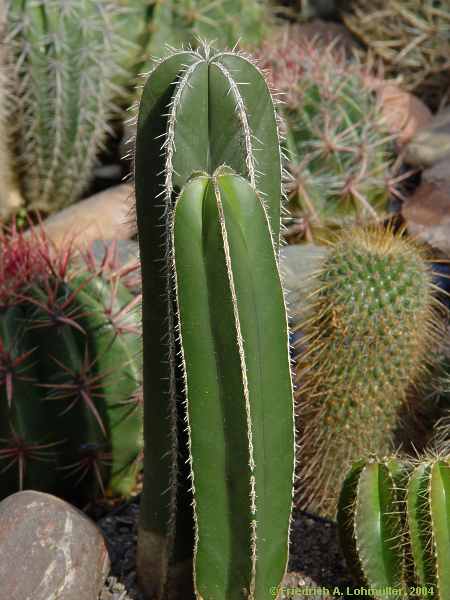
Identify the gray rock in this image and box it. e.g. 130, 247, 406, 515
34, 183, 135, 249
404, 107, 450, 168
402, 178, 450, 254
280, 244, 329, 325
0, 490, 110, 600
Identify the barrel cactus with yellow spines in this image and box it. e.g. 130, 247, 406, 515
295, 226, 444, 518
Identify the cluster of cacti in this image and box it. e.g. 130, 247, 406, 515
255, 29, 398, 240
342, 0, 450, 109
147, 0, 268, 58
134, 44, 295, 599
3, 0, 128, 214
337, 454, 450, 598
295, 226, 443, 518
0, 224, 143, 505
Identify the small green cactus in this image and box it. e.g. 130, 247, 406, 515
4, 0, 127, 213
135, 44, 294, 599
255, 31, 397, 239
295, 226, 443, 517
338, 454, 450, 599
0, 225, 142, 504
148, 0, 268, 58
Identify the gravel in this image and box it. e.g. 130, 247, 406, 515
96, 496, 355, 600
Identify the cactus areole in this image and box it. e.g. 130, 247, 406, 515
134, 46, 295, 599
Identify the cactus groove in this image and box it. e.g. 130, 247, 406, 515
338, 455, 450, 599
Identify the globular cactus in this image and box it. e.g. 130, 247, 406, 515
148, 0, 268, 58
134, 44, 294, 599
338, 454, 450, 599
342, 1, 450, 109
3, 0, 127, 213
0, 225, 143, 504
255, 31, 398, 240
295, 226, 443, 518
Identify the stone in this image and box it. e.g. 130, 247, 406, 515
0, 490, 110, 600
36, 183, 135, 249
402, 178, 450, 254
376, 84, 432, 146
280, 243, 329, 325
403, 107, 450, 168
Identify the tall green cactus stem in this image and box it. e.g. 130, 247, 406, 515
337, 455, 450, 599
134, 45, 288, 599
337, 457, 408, 594
4, 0, 127, 212
0, 227, 143, 503
295, 226, 443, 518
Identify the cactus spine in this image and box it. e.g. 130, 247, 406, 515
338, 455, 450, 599
148, 0, 267, 58
295, 226, 442, 518
255, 31, 396, 239
0, 226, 143, 503
4, 0, 126, 212
135, 45, 294, 599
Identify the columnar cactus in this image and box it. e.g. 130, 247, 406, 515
295, 226, 443, 517
134, 45, 294, 599
4, 0, 127, 212
0, 226, 143, 504
338, 455, 450, 599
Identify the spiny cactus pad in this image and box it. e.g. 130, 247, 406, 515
0, 226, 142, 504
296, 227, 442, 517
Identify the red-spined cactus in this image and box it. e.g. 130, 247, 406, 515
0, 224, 142, 505
255, 30, 399, 239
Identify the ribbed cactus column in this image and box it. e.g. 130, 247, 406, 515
4, 0, 126, 211
337, 455, 450, 599
135, 46, 293, 599
337, 457, 408, 594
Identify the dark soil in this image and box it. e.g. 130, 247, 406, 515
96, 496, 356, 600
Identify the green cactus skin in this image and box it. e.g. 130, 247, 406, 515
148, 0, 268, 59
0, 230, 143, 504
134, 45, 290, 599
295, 226, 442, 518
4, 0, 127, 213
173, 170, 294, 599
337, 457, 408, 595
407, 458, 450, 599
338, 455, 450, 599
